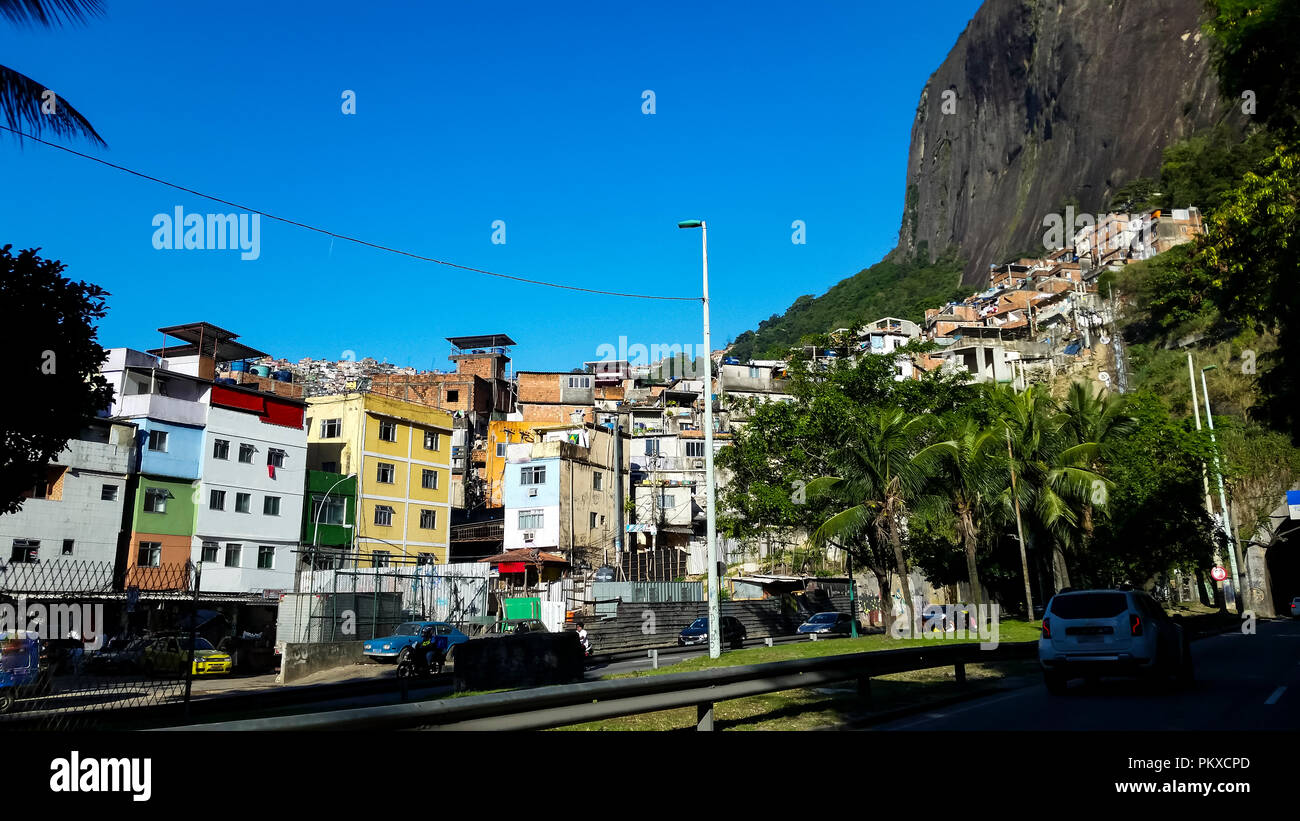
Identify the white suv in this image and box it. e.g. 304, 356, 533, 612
1039, 589, 1192, 694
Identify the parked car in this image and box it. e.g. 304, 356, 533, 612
141, 635, 233, 677
84, 638, 148, 674
362, 621, 470, 663
678, 616, 746, 649
479, 619, 549, 637
0, 631, 53, 713
1039, 589, 1192, 694
797, 611, 856, 636
1290, 596, 1300, 618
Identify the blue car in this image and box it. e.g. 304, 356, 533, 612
0, 631, 53, 713
363, 622, 469, 663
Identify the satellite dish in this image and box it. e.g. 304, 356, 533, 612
1099, 334, 1111, 345
1098, 372, 1111, 384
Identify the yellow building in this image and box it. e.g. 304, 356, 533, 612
484, 420, 549, 507
305, 392, 453, 566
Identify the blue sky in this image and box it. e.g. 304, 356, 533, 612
1, 0, 983, 372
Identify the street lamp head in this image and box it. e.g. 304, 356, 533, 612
677, 220, 704, 229
1202, 365, 1218, 373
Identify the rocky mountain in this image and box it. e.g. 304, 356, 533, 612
898, 0, 1225, 285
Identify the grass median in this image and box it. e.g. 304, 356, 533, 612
556, 619, 1042, 731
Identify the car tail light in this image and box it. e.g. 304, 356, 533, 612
1041, 618, 1051, 639
1130, 613, 1142, 636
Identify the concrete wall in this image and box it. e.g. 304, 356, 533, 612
278, 641, 367, 684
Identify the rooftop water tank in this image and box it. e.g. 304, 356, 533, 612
230, 361, 248, 372
252, 365, 272, 378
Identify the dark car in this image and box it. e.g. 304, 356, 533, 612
797, 611, 856, 636
84, 638, 148, 673
480, 619, 550, 637
678, 616, 746, 649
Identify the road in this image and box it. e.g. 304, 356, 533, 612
868, 618, 1300, 731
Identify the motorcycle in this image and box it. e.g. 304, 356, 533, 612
396, 644, 445, 679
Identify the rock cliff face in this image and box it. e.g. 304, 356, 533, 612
897, 0, 1224, 284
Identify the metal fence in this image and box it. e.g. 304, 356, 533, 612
290, 561, 492, 641
0, 559, 200, 730
591, 581, 702, 617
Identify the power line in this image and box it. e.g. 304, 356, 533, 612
1, 125, 700, 302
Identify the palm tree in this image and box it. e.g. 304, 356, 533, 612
808, 408, 932, 623
914, 417, 1004, 607
1, 0, 106, 146
994, 385, 1103, 593
1057, 381, 1135, 574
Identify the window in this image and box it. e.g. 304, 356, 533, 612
263, 496, 281, 516
209, 489, 226, 510
143, 487, 168, 513
238, 443, 255, 463
213, 438, 230, 460
446, 390, 459, 403
235, 492, 251, 513
518, 509, 543, 530
225, 544, 242, 568
686, 441, 705, 458
321, 461, 337, 474
749, 367, 761, 379
589, 512, 598, 529
101, 484, 118, 501
374, 505, 394, 527
424, 431, 440, 451
147, 429, 168, 452
376, 462, 395, 484
379, 421, 397, 442
520, 465, 546, 485
62, 539, 74, 556
311, 494, 345, 525
201, 541, 219, 563
267, 448, 286, 468
659, 493, 676, 509
320, 419, 341, 439
137, 541, 161, 568
416, 553, 437, 566
566, 376, 591, 389
372, 551, 391, 568
419, 509, 437, 529
11, 540, 39, 563
421, 469, 439, 490
644, 439, 659, 456
496, 443, 507, 458
257, 546, 275, 569
592, 472, 603, 491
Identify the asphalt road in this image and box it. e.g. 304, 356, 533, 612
869, 618, 1300, 731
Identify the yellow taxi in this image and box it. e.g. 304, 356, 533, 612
142, 635, 233, 677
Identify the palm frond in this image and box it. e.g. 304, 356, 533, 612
812, 504, 871, 546
0, 0, 103, 27
0, 64, 106, 146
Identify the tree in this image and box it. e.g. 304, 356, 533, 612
914, 417, 1005, 606
0, 245, 113, 513
1057, 381, 1136, 557
0, 0, 106, 145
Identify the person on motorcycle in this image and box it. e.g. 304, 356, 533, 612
412, 625, 441, 673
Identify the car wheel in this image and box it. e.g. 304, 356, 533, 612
397, 647, 412, 665
1044, 671, 1068, 695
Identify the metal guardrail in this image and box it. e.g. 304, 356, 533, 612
170, 640, 1037, 731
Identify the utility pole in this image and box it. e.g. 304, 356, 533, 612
1201, 366, 1241, 612
613, 419, 624, 566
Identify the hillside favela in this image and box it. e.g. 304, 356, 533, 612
1, 0, 1297, 792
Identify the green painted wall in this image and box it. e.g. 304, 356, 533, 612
301, 470, 357, 547
131, 476, 198, 537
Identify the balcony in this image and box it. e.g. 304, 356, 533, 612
117, 393, 207, 427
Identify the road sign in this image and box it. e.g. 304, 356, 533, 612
1288, 489, 1300, 520
1210, 566, 1228, 582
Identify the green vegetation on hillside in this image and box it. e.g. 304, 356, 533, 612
728, 249, 967, 361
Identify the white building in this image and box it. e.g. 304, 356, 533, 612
0, 419, 137, 589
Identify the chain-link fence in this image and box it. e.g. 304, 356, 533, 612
0, 559, 200, 730
287, 555, 492, 642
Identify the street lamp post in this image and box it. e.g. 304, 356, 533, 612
678, 219, 721, 659
1200, 367, 1241, 612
